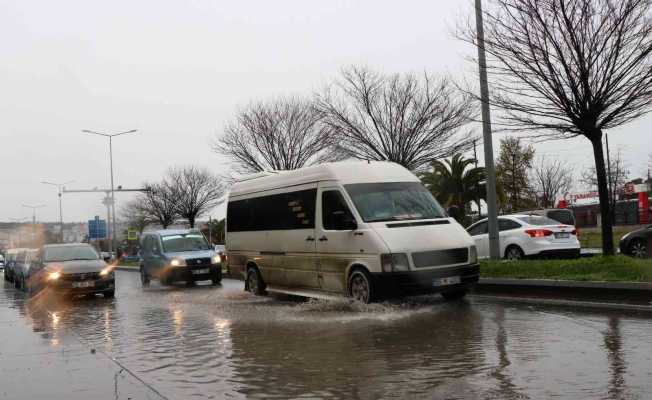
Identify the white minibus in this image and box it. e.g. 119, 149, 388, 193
226, 161, 479, 303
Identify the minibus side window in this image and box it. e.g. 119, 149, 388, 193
322, 190, 355, 230
228, 189, 317, 232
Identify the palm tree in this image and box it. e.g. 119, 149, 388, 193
420, 154, 486, 221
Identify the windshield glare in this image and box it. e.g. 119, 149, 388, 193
162, 234, 210, 252
345, 182, 446, 223
44, 246, 100, 262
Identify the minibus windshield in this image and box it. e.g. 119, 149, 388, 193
345, 182, 446, 223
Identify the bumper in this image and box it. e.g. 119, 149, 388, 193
372, 264, 479, 295
164, 265, 221, 283
534, 248, 581, 258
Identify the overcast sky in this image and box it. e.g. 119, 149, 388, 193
1, 0, 650, 223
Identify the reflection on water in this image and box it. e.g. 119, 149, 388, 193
2, 274, 652, 399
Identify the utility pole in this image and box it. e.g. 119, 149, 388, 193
42, 180, 74, 243
208, 216, 213, 245
473, 139, 481, 217
82, 129, 137, 256
475, 0, 500, 259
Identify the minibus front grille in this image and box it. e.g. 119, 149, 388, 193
412, 248, 468, 268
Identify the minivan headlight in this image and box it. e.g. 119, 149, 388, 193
212, 255, 222, 264
170, 258, 186, 267
381, 253, 410, 272
469, 245, 478, 264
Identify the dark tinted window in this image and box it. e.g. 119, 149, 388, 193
161, 233, 210, 252
467, 221, 488, 236
499, 218, 522, 231
322, 190, 355, 230
228, 189, 317, 232
547, 210, 575, 225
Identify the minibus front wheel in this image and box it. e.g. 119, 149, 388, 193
246, 266, 266, 296
348, 268, 375, 304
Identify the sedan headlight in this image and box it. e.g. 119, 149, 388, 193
48, 271, 62, 281
170, 258, 186, 267
212, 255, 222, 264
100, 266, 114, 277
380, 253, 410, 272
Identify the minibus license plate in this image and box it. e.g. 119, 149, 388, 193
433, 276, 461, 287
73, 281, 95, 288
192, 268, 210, 275
555, 232, 570, 239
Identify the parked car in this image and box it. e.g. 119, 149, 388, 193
466, 214, 581, 260
139, 229, 222, 287
3, 248, 29, 282
619, 224, 652, 258
22, 243, 115, 297
13, 248, 39, 292
226, 161, 479, 303
523, 208, 576, 227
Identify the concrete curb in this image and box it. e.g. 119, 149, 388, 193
470, 294, 652, 313
479, 277, 652, 291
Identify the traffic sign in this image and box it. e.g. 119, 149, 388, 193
127, 229, 138, 241
88, 216, 107, 239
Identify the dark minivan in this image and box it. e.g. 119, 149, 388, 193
139, 229, 222, 287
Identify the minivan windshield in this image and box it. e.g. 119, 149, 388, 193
345, 182, 446, 223
44, 246, 100, 262
161, 233, 210, 252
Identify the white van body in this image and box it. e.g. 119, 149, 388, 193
226, 161, 479, 302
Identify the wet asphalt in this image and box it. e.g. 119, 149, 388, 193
1, 270, 652, 400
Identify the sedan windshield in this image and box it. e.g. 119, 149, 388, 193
162, 234, 210, 252
345, 182, 446, 223
517, 216, 563, 226
44, 246, 100, 262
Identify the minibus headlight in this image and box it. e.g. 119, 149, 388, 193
380, 253, 410, 272
48, 271, 62, 281
170, 258, 186, 267
469, 246, 478, 264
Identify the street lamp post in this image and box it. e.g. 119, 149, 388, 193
82, 129, 137, 257
8, 217, 28, 247
22, 204, 45, 246
42, 180, 74, 243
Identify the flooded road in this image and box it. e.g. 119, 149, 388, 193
1, 270, 652, 400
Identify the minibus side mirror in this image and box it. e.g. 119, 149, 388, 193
332, 211, 358, 231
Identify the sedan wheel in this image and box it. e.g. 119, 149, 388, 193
505, 246, 524, 261
629, 240, 647, 258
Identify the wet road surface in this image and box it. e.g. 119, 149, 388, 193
1, 270, 652, 400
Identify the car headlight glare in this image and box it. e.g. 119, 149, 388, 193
212, 255, 222, 264
170, 258, 186, 267
48, 271, 61, 281
100, 266, 113, 276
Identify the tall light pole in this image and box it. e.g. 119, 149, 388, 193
82, 129, 137, 257
475, 0, 500, 259
8, 217, 28, 247
42, 180, 74, 243
22, 204, 45, 247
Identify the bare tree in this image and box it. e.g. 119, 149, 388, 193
120, 198, 151, 234
315, 66, 476, 172
581, 150, 629, 222
461, 0, 652, 254
167, 166, 224, 228
214, 97, 340, 174
532, 157, 574, 208
141, 182, 178, 229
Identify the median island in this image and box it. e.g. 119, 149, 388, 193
480, 256, 652, 283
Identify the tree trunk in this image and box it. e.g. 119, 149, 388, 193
591, 135, 615, 255
188, 216, 195, 228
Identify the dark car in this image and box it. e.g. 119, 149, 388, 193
139, 229, 222, 287
619, 225, 652, 258
25, 243, 116, 297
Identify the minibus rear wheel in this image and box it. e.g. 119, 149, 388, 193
246, 266, 266, 296
348, 268, 375, 304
